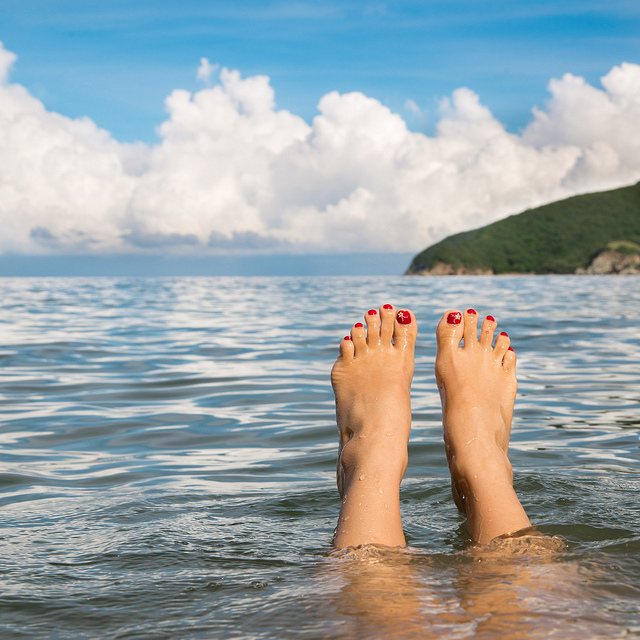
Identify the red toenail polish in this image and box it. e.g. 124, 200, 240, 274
367, 309, 377, 315
447, 311, 462, 325
354, 322, 364, 328
486, 315, 495, 322
344, 336, 351, 341
500, 331, 508, 337
508, 346, 514, 351
397, 310, 411, 324
467, 308, 477, 315
383, 304, 393, 309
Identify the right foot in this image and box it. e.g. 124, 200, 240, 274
331, 304, 417, 548
435, 309, 531, 544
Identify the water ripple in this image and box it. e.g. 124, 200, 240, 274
0, 275, 639, 638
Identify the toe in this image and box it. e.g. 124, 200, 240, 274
503, 346, 517, 372
393, 309, 417, 350
479, 314, 497, 348
494, 330, 510, 360
364, 308, 380, 346
463, 308, 478, 347
379, 303, 395, 345
436, 309, 464, 352
338, 335, 355, 361
350, 322, 367, 353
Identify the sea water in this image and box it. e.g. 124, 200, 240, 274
0, 275, 638, 639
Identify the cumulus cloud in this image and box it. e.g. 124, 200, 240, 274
0, 44, 16, 83
196, 57, 219, 84
404, 98, 423, 117
1, 40, 640, 256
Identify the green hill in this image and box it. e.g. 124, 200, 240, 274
406, 181, 640, 275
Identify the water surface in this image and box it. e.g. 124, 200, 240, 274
0, 276, 639, 639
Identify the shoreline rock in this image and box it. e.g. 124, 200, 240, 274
406, 261, 494, 276
575, 250, 640, 275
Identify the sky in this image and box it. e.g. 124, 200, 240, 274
1, 0, 639, 273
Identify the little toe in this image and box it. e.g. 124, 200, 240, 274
436, 309, 464, 352
350, 322, 367, 353
364, 308, 380, 346
494, 330, 511, 360
338, 335, 355, 361
479, 314, 497, 348
393, 309, 417, 350
463, 308, 479, 347
379, 303, 395, 345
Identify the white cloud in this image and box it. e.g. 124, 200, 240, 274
404, 98, 422, 117
0, 43, 16, 83
1, 40, 640, 256
196, 57, 219, 84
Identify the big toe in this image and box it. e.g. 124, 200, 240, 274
393, 309, 418, 352
436, 309, 464, 353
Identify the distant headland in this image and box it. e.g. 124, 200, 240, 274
406, 181, 640, 275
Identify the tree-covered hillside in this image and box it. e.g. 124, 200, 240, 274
406, 181, 640, 274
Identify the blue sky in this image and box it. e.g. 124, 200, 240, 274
1, 0, 639, 275
2, 0, 638, 142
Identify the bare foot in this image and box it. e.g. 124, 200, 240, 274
331, 304, 417, 548
435, 309, 531, 544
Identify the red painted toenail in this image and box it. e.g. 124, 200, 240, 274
466, 308, 477, 315
344, 336, 351, 341
500, 331, 508, 337
397, 310, 411, 324
383, 304, 393, 309
486, 315, 495, 322
508, 346, 514, 351
354, 322, 364, 328
367, 309, 377, 315
447, 311, 462, 325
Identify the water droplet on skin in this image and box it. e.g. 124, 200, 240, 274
378, 488, 384, 494
359, 474, 365, 481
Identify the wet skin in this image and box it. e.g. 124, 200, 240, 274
331, 304, 416, 548
331, 306, 530, 548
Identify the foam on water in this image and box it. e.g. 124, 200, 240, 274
0, 275, 639, 639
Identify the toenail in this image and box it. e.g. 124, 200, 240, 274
447, 311, 462, 325
383, 304, 393, 309
354, 322, 364, 328
367, 309, 377, 315
344, 336, 351, 341
466, 308, 477, 315
486, 315, 495, 322
396, 310, 411, 324
500, 331, 508, 337
508, 346, 514, 351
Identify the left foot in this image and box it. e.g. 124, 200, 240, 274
331, 304, 417, 548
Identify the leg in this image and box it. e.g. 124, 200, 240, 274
331, 304, 417, 548
435, 309, 531, 544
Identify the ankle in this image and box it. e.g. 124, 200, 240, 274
339, 436, 409, 478
450, 443, 514, 494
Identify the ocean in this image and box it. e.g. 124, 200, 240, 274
0, 275, 638, 639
